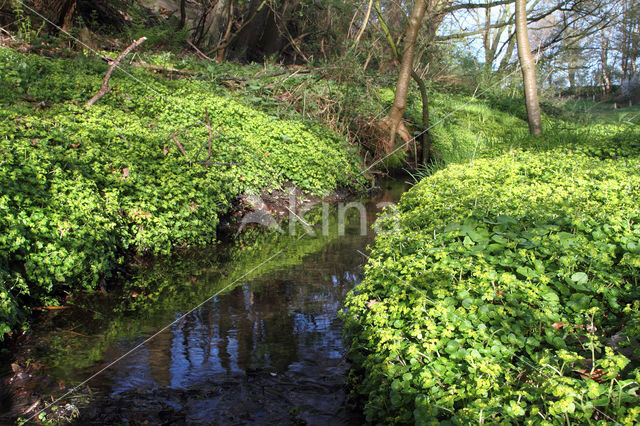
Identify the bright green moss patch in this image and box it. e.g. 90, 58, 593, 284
343, 150, 640, 423
0, 47, 365, 339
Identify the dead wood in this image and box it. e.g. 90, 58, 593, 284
187, 40, 213, 61
171, 134, 188, 157
85, 37, 147, 107
131, 62, 198, 75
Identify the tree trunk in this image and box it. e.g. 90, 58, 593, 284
598, 29, 610, 94
384, 0, 428, 153
568, 66, 576, 89
413, 70, 431, 164
354, 0, 374, 46
58, 0, 76, 31
33, 0, 76, 31
515, 0, 542, 136
498, 29, 516, 72
179, 0, 186, 29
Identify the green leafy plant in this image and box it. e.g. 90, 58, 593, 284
0, 47, 366, 339
343, 149, 640, 423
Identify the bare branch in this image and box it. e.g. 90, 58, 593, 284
86, 37, 147, 107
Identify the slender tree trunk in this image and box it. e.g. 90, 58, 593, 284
601, 33, 611, 94
515, 0, 542, 136
354, 0, 374, 46
216, 0, 234, 62
58, 0, 76, 31
384, 0, 428, 153
413, 71, 431, 164
568, 66, 576, 89
498, 28, 516, 72
179, 0, 186, 29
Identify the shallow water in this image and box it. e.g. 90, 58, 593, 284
1, 180, 408, 424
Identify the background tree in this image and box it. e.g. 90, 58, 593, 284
382, 0, 427, 153
515, 0, 542, 135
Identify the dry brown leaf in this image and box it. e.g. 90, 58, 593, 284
573, 368, 606, 382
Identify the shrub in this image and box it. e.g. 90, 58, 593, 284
343, 150, 640, 423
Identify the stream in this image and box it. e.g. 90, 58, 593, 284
1, 180, 408, 424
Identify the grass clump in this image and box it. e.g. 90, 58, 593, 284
343, 149, 640, 423
0, 47, 366, 339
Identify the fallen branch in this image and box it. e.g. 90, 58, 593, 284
187, 40, 213, 61
171, 134, 188, 156
217, 76, 248, 82
34, 305, 69, 311
131, 62, 198, 75
62, 330, 93, 338
86, 37, 147, 107
192, 161, 243, 166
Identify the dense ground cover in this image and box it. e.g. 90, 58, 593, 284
4, 40, 640, 423
343, 120, 640, 422
0, 47, 366, 340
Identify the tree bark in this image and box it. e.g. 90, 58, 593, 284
354, 0, 374, 46
413, 70, 431, 164
58, 0, 76, 31
32, 0, 76, 31
179, 0, 186, 29
384, 0, 428, 153
600, 29, 611, 94
515, 0, 542, 136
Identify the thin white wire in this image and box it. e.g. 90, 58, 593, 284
26, 232, 307, 423
8, 3, 316, 421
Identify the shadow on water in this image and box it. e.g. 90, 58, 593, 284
1, 179, 409, 424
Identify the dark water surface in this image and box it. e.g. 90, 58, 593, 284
2, 180, 408, 424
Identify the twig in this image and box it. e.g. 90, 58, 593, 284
24, 399, 41, 414
131, 62, 198, 75
205, 107, 212, 161
0, 26, 14, 38
171, 134, 188, 157
204, 107, 222, 162
187, 40, 212, 61
86, 37, 147, 107
61, 330, 93, 338
192, 162, 243, 166
34, 306, 69, 311
215, 76, 248, 83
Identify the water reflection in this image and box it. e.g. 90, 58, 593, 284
3, 180, 409, 424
